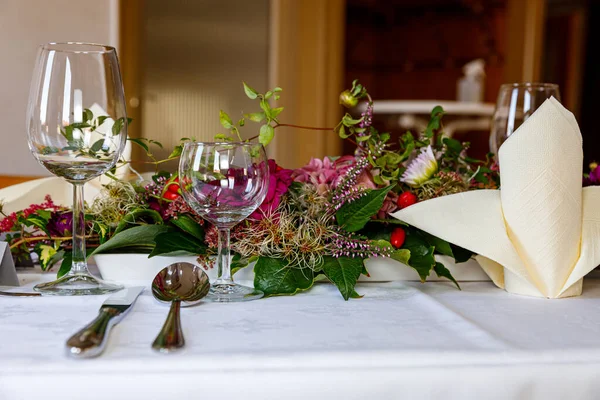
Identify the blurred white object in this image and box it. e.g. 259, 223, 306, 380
0, 138, 132, 214
359, 100, 494, 138
457, 59, 485, 103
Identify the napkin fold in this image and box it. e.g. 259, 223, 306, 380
391, 97, 600, 298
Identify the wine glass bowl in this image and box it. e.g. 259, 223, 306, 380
27, 42, 127, 295
179, 142, 269, 302
490, 83, 560, 155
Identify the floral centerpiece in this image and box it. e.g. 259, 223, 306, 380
1, 81, 500, 300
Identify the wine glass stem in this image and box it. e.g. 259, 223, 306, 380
215, 227, 233, 285
71, 182, 87, 275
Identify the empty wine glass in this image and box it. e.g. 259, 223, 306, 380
179, 142, 269, 302
27, 42, 128, 295
490, 83, 560, 155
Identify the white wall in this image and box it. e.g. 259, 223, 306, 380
0, 0, 118, 176
141, 0, 270, 160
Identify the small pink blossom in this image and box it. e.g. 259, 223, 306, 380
293, 155, 356, 195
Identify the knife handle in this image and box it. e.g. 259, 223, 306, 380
66, 307, 121, 358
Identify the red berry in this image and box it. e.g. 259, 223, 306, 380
167, 183, 180, 194
390, 228, 406, 249
397, 191, 418, 209
163, 191, 179, 201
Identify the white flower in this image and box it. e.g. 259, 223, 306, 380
401, 145, 438, 187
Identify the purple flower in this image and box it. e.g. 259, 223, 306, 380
47, 211, 73, 237
583, 162, 600, 187
250, 160, 293, 220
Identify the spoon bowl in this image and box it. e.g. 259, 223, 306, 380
151, 262, 210, 352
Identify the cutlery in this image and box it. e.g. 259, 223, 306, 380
66, 286, 144, 358
151, 262, 210, 352
0, 289, 41, 297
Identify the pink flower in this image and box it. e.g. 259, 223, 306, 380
293, 155, 356, 195
355, 170, 377, 190
250, 160, 293, 220
377, 192, 399, 219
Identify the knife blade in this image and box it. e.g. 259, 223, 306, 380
66, 286, 144, 358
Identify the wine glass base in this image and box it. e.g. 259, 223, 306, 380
206, 283, 264, 303
33, 273, 123, 296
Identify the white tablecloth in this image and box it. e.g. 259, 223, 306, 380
2, 271, 600, 400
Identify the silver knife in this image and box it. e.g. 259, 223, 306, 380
66, 286, 144, 358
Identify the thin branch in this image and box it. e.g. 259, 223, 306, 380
247, 123, 359, 147
10, 234, 99, 250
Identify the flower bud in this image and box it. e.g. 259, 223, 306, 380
339, 90, 358, 108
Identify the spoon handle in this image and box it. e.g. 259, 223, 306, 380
152, 300, 184, 352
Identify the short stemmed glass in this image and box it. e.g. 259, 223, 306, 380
490, 83, 561, 155
27, 43, 128, 295
179, 142, 269, 302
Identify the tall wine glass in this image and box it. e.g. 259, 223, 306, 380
179, 142, 269, 302
490, 83, 561, 155
27, 43, 128, 295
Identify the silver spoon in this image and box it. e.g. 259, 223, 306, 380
151, 262, 210, 352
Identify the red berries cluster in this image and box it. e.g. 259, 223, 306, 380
161, 176, 181, 202
397, 191, 417, 209
389, 191, 417, 249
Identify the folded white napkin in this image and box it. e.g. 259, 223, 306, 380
391, 97, 600, 298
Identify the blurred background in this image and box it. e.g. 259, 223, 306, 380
0, 0, 597, 186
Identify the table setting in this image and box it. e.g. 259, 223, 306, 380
3, 42, 600, 400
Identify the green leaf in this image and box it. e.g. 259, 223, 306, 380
254, 257, 314, 297
231, 254, 257, 275
149, 231, 206, 257
336, 186, 394, 232
420, 231, 473, 263
338, 125, 349, 139
21, 215, 51, 236
114, 208, 164, 235
97, 115, 109, 126
264, 90, 273, 99
170, 214, 204, 241
342, 114, 363, 126
243, 82, 259, 99
238, 118, 245, 127
63, 126, 74, 142
259, 124, 275, 146
270, 107, 284, 118
90, 139, 105, 152
219, 110, 233, 130
322, 256, 364, 300
272, 87, 283, 93
390, 249, 411, 265
71, 122, 91, 129
128, 137, 149, 153
90, 225, 171, 256
169, 145, 183, 158
449, 244, 474, 263
402, 231, 436, 281
57, 252, 73, 278
443, 137, 463, 156
112, 118, 125, 136
424, 106, 445, 138
214, 133, 233, 142
245, 112, 266, 123
434, 262, 460, 289
36, 245, 65, 271
83, 108, 93, 122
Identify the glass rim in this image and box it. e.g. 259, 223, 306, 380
41, 42, 116, 54
500, 82, 559, 90
182, 141, 263, 147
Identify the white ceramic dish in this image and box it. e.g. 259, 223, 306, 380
93, 253, 489, 286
